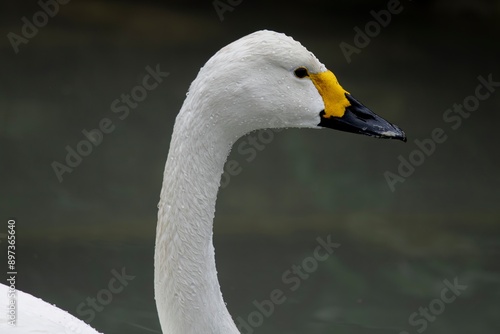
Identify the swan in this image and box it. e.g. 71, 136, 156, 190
0, 30, 405, 334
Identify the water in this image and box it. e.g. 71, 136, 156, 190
15, 231, 497, 334
1, 1, 499, 333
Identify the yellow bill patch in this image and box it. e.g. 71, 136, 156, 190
310, 70, 350, 118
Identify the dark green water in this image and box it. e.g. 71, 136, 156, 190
1, 0, 500, 333
13, 231, 498, 334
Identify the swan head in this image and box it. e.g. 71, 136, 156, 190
184, 30, 406, 142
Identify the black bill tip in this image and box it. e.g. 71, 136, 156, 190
318, 93, 406, 142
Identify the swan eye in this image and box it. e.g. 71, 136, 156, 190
294, 67, 309, 79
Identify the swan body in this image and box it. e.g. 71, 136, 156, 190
0, 283, 101, 333
0, 30, 405, 334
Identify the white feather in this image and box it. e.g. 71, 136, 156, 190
0, 30, 330, 334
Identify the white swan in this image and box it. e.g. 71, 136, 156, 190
0, 30, 405, 334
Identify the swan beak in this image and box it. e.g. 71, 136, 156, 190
318, 93, 407, 142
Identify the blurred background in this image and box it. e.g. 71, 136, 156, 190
1, 0, 500, 333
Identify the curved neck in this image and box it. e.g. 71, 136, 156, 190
154, 104, 240, 333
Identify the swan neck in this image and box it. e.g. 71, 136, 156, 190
155, 107, 239, 333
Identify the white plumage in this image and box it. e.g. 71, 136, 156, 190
0, 283, 101, 333
0, 30, 405, 334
